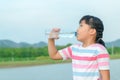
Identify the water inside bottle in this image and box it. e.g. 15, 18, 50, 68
59, 32, 77, 38
45, 31, 77, 39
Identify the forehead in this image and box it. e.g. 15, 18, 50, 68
80, 20, 86, 24
79, 20, 92, 29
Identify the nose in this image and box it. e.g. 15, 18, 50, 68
76, 27, 79, 32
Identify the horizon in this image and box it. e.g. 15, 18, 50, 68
0, 38, 120, 44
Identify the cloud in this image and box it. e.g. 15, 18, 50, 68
0, 0, 120, 44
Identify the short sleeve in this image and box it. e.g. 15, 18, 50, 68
58, 45, 72, 60
97, 45, 110, 70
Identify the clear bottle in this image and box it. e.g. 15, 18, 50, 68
45, 31, 77, 39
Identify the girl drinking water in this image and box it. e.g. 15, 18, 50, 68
48, 15, 110, 80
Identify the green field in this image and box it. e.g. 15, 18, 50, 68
0, 56, 71, 68
0, 46, 120, 68
0, 54, 120, 68
110, 54, 120, 59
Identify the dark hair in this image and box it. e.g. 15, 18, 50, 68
79, 15, 106, 47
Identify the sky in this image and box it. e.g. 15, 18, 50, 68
0, 0, 120, 45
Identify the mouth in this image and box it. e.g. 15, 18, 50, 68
75, 32, 79, 38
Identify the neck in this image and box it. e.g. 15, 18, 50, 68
82, 38, 96, 48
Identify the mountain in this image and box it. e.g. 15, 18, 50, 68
106, 39, 120, 47
0, 39, 120, 48
18, 42, 32, 47
33, 41, 47, 47
0, 40, 47, 48
0, 40, 18, 48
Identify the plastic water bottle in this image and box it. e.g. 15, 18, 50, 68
45, 31, 77, 39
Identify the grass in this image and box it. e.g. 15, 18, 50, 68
110, 54, 120, 59
0, 54, 120, 68
0, 56, 71, 68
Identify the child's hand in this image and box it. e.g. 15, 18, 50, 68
49, 28, 60, 39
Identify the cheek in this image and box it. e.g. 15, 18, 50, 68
77, 28, 89, 40
78, 28, 87, 36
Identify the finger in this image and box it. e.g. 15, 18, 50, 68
52, 28, 60, 32
55, 37, 59, 39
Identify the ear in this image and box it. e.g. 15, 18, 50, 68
89, 28, 96, 35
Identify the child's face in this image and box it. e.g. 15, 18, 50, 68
76, 20, 95, 42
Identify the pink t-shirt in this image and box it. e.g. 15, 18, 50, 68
58, 43, 110, 80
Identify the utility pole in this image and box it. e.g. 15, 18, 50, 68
112, 44, 114, 55
11, 52, 14, 61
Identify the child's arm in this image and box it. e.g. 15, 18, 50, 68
48, 38, 63, 60
100, 70, 110, 80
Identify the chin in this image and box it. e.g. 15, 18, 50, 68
76, 37, 83, 42
76, 37, 81, 41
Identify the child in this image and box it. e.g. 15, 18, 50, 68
48, 15, 110, 80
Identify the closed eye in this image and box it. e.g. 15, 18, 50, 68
79, 24, 83, 28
